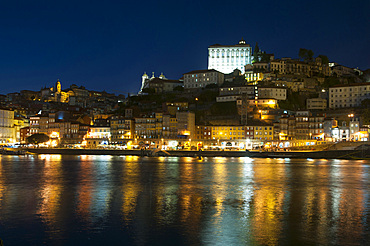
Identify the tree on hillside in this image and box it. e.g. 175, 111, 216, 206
253, 42, 260, 62
318, 55, 329, 64
307, 50, 314, 62
260, 52, 271, 63
27, 133, 49, 145
298, 48, 308, 61
298, 48, 314, 62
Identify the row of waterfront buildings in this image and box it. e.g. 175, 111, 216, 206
1, 38, 369, 149
0, 105, 366, 150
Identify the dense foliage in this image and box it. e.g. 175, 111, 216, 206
27, 133, 50, 145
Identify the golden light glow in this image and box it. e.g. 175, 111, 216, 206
50, 131, 59, 138
50, 140, 58, 147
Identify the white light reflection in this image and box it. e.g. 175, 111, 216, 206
330, 160, 342, 221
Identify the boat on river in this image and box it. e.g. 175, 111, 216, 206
1, 148, 28, 155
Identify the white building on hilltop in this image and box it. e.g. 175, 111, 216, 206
208, 38, 252, 74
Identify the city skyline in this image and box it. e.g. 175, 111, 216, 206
0, 0, 369, 95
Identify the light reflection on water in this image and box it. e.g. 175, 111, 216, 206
0, 155, 369, 245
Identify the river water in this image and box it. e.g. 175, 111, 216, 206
0, 155, 369, 245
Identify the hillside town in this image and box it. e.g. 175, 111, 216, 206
1, 39, 370, 151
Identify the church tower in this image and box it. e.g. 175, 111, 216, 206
56, 79, 62, 93
139, 72, 149, 94
55, 79, 62, 102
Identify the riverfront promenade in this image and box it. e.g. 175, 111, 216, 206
22, 146, 370, 159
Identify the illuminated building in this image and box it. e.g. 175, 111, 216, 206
329, 82, 370, 109
20, 126, 30, 144
176, 112, 195, 139
211, 126, 245, 140
252, 61, 269, 71
218, 85, 254, 103
252, 57, 330, 77
195, 126, 212, 140
247, 99, 278, 109
245, 71, 265, 83
135, 115, 157, 139
252, 125, 274, 141
331, 125, 349, 142
139, 72, 182, 94
40, 80, 69, 103
133, 112, 179, 142
85, 126, 111, 147
29, 112, 90, 145
0, 108, 15, 144
13, 117, 29, 142
349, 117, 360, 141
110, 116, 135, 144
269, 59, 287, 74
29, 115, 48, 135
208, 38, 252, 74
274, 111, 325, 141
219, 85, 253, 96
183, 69, 224, 89
162, 114, 178, 139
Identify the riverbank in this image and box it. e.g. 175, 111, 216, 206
19, 147, 370, 159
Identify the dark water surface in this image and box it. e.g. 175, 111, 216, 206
0, 155, 370, 245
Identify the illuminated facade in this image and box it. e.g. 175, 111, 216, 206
85, 126, 110, 147
211, 126, 245, 140
245, 71, 264, 82
195, 126, 212, 140
176, 112, 195, 139
139, 72, 182, 94
252, 125, 274, 141
208, 38, 252, 74
0, 109, 15, 144
134, 113, 179, 140
329, 83, 370, 109
110, 116, 135, 144
247, 99, 278, 109
183, 69, 224, 89
274, 111, 325, 141
135, 116, 157, 139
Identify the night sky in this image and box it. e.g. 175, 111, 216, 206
0, 0, 369, 95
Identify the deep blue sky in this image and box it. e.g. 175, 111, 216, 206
0, 0, 369, 95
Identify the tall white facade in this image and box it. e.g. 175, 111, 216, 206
329, 82, 370, 109
208, 38, 252, 74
